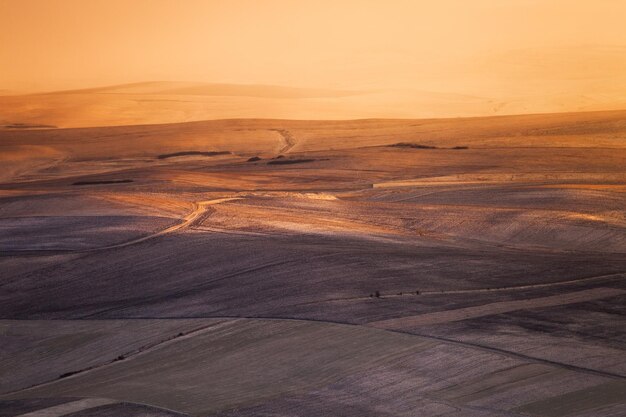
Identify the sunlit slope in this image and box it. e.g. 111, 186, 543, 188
201, 193, 626, 254
1, 109, 625, 173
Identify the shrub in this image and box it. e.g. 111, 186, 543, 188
390, 142, 437, 149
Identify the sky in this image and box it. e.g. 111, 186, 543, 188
1, 0, 626, 93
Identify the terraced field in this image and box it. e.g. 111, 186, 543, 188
1, 110, 625, 416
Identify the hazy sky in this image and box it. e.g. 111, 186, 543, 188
2, 0, 626, 92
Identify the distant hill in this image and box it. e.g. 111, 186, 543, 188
44, 81, 363, 99
1, 78, 626, 128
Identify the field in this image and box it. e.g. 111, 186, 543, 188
1, 109, 625, 416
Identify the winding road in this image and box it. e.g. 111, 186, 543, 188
270, 129, 297, 154
92, 197, 241, 252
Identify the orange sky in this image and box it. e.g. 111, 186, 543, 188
1, 0, 626, 94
